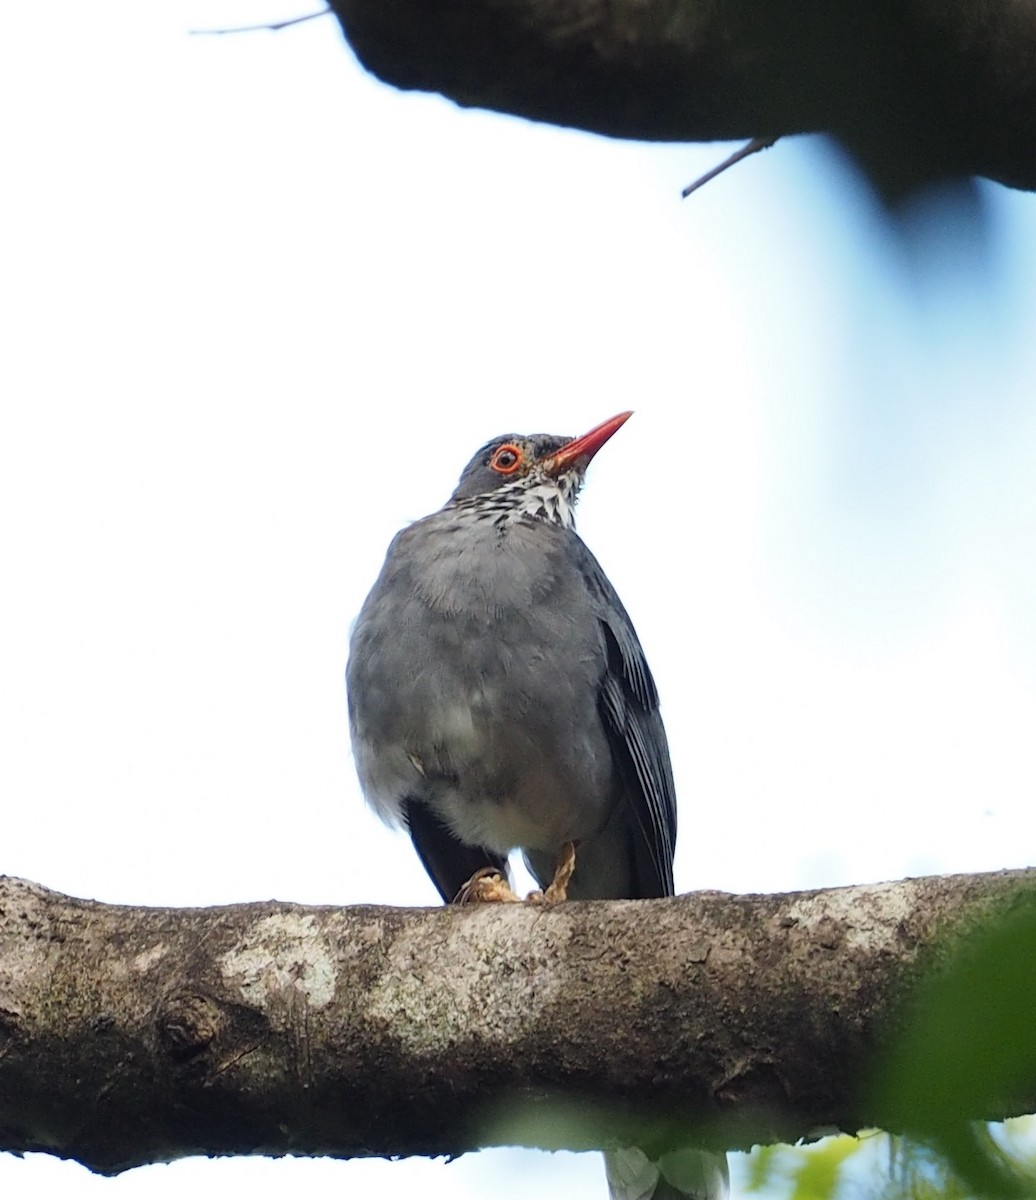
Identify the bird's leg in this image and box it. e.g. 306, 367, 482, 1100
456, 842, 578, 904
529, 840, 578, 904
454, 866, 523, 905
543, 839, 577, 902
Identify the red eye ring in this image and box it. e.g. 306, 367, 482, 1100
490, 444, 523, 475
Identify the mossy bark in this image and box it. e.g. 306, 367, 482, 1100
0, 869, 1033, 1174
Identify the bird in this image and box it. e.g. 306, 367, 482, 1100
346, 411, 728, 1200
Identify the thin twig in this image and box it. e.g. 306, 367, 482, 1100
681, 137, 778, 198
189, 9, 329, 36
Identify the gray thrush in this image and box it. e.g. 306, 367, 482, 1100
347, 412, 727, 1200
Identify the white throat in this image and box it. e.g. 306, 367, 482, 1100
506, 474, 580, 528
448, 468, 583, 529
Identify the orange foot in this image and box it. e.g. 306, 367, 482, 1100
528, 840, 578, 905
454, 867, 523, 905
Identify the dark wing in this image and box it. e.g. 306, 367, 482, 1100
403, 797, 509, 903
571, 537, 677, 899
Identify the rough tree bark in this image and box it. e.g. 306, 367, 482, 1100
329, 0, 1036, 197
1, 868, 1034, 1175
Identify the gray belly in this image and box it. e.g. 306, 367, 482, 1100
348, 528, 616, 855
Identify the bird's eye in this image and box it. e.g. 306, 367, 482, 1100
490, 444, 523, 475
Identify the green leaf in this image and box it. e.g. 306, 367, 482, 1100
874, 898, 1036, 1196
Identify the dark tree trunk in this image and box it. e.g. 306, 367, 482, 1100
329, 0, 1036, 196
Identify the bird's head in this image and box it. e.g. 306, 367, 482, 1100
447, 411, 632, 528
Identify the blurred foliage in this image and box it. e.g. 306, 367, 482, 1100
742, 1125, 1036, 1200
875, 896, 1036, 1196
744, 895, 1036, 1200
744, 1132, 865, 1200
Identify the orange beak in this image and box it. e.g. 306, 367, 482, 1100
545, 411, 633, 475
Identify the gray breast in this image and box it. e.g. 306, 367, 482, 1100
347, 512, 617, 855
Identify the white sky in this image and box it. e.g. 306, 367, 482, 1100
2, 3, 1035, 1198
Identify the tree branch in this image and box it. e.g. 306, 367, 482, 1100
1, 869, 1034, 1175
328, 0, 1036, 195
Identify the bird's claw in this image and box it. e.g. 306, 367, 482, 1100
528, 840, 578, 904
455, 842, 578, 905
454, 868, 523, 905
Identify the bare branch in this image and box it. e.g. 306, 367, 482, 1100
1, 870, 1034, 1175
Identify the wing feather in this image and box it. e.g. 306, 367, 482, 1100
570, 537, 677, 899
